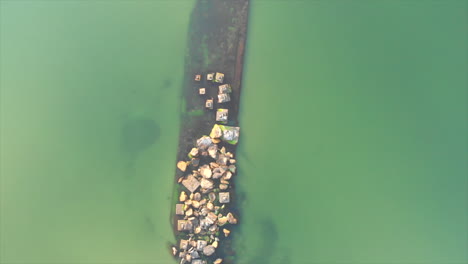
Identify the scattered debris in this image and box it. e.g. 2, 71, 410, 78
217, 93, 231, 103
214, 72, 224, 83
207, 73, 214, 81
174, 71, 241, 263
205, 99, 214, 109
216, 109, 229, 124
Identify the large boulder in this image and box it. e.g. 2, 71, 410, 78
200, 165, 212, 179
182, 175, 200, 193
208, 144, 218, 159
196, 136, 213, 150
203, 245, 215, 256
218, 192, 230, 203
196, 240, 207, 251
200, 178, 214, 190
227, 212, 238, 224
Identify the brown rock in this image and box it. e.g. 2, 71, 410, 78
227, 212, 238, 224
177, 161, 188, 172
179, 191, 188, 202
223, 228, 231, 237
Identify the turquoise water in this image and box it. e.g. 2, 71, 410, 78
1, 1, 467, 263
0, 1, 192, 263
236, 1, 467, 263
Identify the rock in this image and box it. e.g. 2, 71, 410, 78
200, 178, 214, 189
194, 226, 201, 234
210, 124, 223, 139
185, 208, 193, 217
208, 192, 216, 201
210, 162, 219, 168
200, 207, 209, 216
229, 159, 236, 164
178, 177, 184, 183
227, 212, 238, 224
208, 224, 218, 232
212, 241, 218, 248
207, 202, 214, 211
223, 228, 231, 237
203, 245, 215, 256
214, 258, 223, 264
189, 148, 199, 157
193, 192, 201, 201
212, 138, 221, 144
191, 158, 200, 167
199, 199, 207, 206
220, 179, 229, 184
192, 200, 200, 209
175, 204, 184, 215
177, 220, 193, 232
177, 161, 188, 172
191, 250, 200, 259
222, 171, 232, 180
185, 253, 192, 262
218, 192, 230, 203
217, 216, 228, 226
220, 147, 226, 154
180, 239, 189, 250
196, 240, 207, 251
200, 165, 212, 179
179, 251, 186, 259
212, 172, 223, 179
219, 184, 228, 190
191, 260, 202, 264
206, 212, 218, 224
171, 246, 177, 256
179, 191, 188, 202
184, 200, 192, 206
208, 144, 218, 159
217, 155, 229, 166
228, 165, 236, 174
196, 136, 213, 150
182, 175, 201, 193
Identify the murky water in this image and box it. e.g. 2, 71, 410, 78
0, 1, 192, 263
236, 1, 467, 263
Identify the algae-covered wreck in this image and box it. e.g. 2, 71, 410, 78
172, 124, 240, 264
171, 0, 249, 263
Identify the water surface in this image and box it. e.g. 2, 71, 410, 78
0, 1, 192, 263
236, 1, 467, 263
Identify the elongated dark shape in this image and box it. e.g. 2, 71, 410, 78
169, 1, 250, 264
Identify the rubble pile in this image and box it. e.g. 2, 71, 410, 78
172, 125, 240, 264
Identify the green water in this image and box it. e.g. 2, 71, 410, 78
236, 1, 467, 264
0, 1, 192, 263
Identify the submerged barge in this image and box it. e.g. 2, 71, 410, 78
170, 1, 250, 264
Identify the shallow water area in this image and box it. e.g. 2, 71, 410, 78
236, 1, 467, 263
0, 1, 193, 263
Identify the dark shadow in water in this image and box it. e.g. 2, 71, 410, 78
162, 78, 173, 89
121, 118, 160, 154
242, 219, 291, 264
